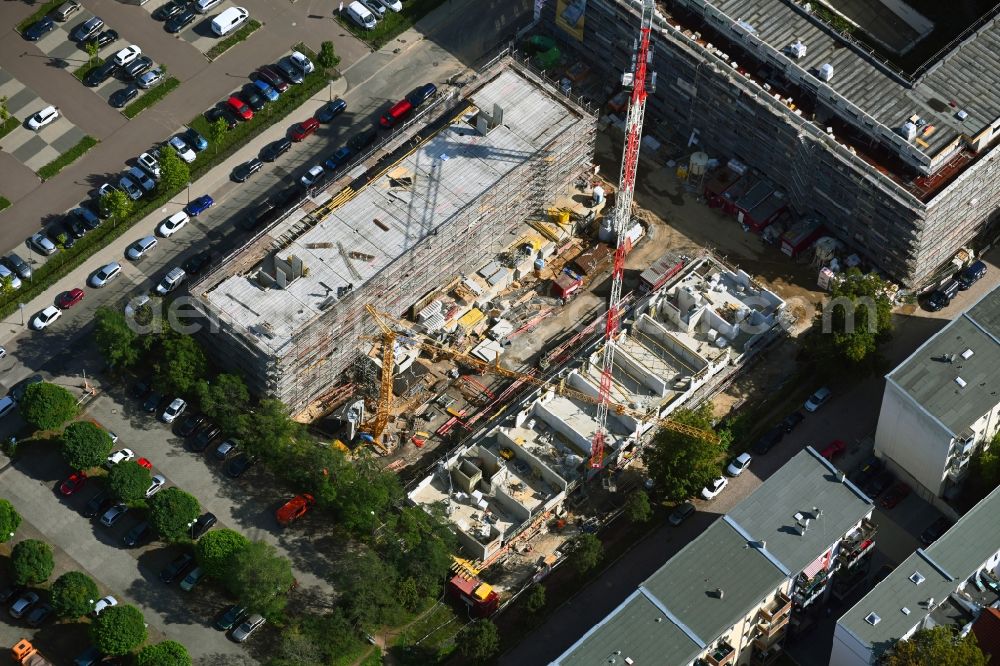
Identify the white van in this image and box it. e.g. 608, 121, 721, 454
211, 6, 249, 36
347, 1, 377, 30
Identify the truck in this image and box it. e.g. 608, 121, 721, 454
12, 639, 54, 666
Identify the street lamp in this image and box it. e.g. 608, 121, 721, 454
187, 520, 195, 538
186, 182, 192, 205
18, 303, 24, 327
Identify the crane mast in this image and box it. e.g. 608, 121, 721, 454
591, 0, 656, 469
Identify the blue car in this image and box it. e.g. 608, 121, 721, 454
324, 146, 353, 171
181, 128, 208, 152
316, 98, 347, 123
24, 17, 56, 41
407, 82, 437, 107
252, 79, 279, 102
184, 195, 214, 216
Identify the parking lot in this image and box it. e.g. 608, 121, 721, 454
0, 71, 87, 173
137, 0, 255, 55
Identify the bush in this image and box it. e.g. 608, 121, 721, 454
108, 461, 153, 503
0, 499, 21, 542
457, 619, 501, 663
123, 78, 180, 119
206, 19, 262, 60
91, 604, 148, 656
137, 641, 192, 666
195, 528, 249, 578
37, 136, 98, 180
11, 539, 54, 585
20, 382, 78, 431
61, 422, 114, 470
148, 488, 200, 542
51, 571, 100, 618
318, 41, 340, 68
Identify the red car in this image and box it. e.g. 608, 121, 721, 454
819, 439, 846, 461
56, 288, 85, 309
226, 96, 253, 121
136, 457, 152, 470
289, 117, 319, 142
276, 493, 315, 526
880, 481, 911, 509
59, 471, 88, 496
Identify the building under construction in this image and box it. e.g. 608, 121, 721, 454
540, 0, 1000, 286
189, 57, 596, 412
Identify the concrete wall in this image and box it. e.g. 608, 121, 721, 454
830, 623, 876, 666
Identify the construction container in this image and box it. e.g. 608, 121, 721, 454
639, 251, 686, 294
781, 219, 825, 257
552, 273, 583, 299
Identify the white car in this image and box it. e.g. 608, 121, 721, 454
300, 165, 324, 187
701, 476, 728, 500
154, 267, 186, 296
374, 0, 402, 11
804, 387, 832, 412
157, 211, 189, 237
145, 474, 167, 497
30, 306, 62, 330
289, 50, 315, 74
0, 347, 5, 360
168, 136, 196, 163
106, 448, 135, 466
726, 452, 752, 477
126, 236, 158, 261
89, 262, 122, 288
137, 152, 160, 179
92, 595, 118, 616
0, 264, 22, 290
161, 397, 187, 423
27, 105, 59, 131
112, 45, 141, 66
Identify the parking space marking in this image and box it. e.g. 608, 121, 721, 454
0, 70, 88, 172
174, 2, 243, 54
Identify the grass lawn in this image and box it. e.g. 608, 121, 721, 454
0, 197, 10, 212
0, 116, 18, 140
123, 78, 180, 119
16, 0, 63, 33
206, 19, 262, 61
336, 0, 447, 49
37, 135, 98, 180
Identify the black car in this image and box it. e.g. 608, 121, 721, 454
214, 604, 247, 631
88, 28, 119, 50
71, 206, 101, 232
232, 158, 263, 183
238, 200, 277, 232
123, 521, 152, 547
920, 517, 954, 545
848, 455, 883, 488
24, 17, 56, 41
84, 59, 119, 87
143, 391, 164, 413
348, 129, 378, 152
4, 253, 32, 281
957, 260, 987, 290
165, 8, 197, 33
71, 16, 104, 43
176, 412, 206, 437
191, 425, 221, 451
124, 56, 154, 80
55, 226, 77, 249
183, 250, 215, 276
275, 58, 303, 85
667, 501, 695, 526
159, 552, 195, 583
779, 411, 804, 433
9, 374, 43, 402
205, 105, 239, 129
83, 489, 113, 518
131, 378, 152, 399
863, 470, 895, 498
153, 0, 189, 20
751, 426, 785, 455
225, 454, 256, 478
25, 602, 53, 628
0, 584, 25, 605
62, 215, 87, 240
260, 137, 292, 163
191, 512, 217, 539
407, 82, 437, 107
315, 98, 347, 123
241, 85, 266, 112
110, 85, 139, 108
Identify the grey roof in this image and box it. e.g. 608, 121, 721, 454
704, 0, 1000, 158
728, 447, 874, 575
887, 285, 1000, 434
836, 484, 1000, 657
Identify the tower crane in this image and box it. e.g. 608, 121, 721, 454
360, 304, 396, 444
592, 0, 658, 468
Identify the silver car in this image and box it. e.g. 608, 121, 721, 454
89, 262, 122, 288
28, 233, 57, 256
126, 236, 157, 261
231, 613, 265, 642
100, 503, 128, 527
137, 67, 164, 89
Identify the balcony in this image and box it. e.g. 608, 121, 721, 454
705, 641, 735, 666
759, 591, 791, 623
793, 568, 830, 608
751, 644, 784, 666
838, 518, 878, 569
755, 614, 790, 646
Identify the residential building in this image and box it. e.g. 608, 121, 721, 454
832, 485, 1000, 665
539, 0, 1000, 286
971, 608, 1000, 665
874, 285, 1000, 506
553, 448, 875, 665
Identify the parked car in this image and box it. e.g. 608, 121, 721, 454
56, 288, 85, 309
879, 481, 911, 509
803, 387, 832, 412
299, 165, 325, 188
118, 175, 144, 199
112, 45, 142, 67
255, 65, 289, 92
863, 470, 895, 499
100, 503, 128, 527
289, 117, 319, 141
206, 104, 239, 129
74, 646, 102, 666
407, 82, 437, 107
0, 263, 22, 290
137, 151, 161, 179
154, 267, 187, 295
89, 262, 122, 288
275, 57, 303, 84
177, 413, 206, 437
232, 158, 263, 182
0, 584, 24, 605
25, 602, 53, 627
71, 16, 105, 43
920, 517, 954, 545
849, 455, 883, 489
124, 56, 154, 80
379, 98, 413, 128
184, 195, 214, 216
289, 50, 314, 74
30, 305, 62, 330
183, 250, 214, 276
324, 146, 353, 171
157, 210, 189, 237
84, 490, 113, 518
348, 128, 377, 152
232, 613, 265, 642
5, 253, 32, 281
779, 411, 804, 433
182, 127, 209, 151
159, 552, 195, 583
751, 426, 784, 455
252, 78, 279, 101
957, 260, 987, 290
260, 137, 292, 161
123, 520, 152, 547
667, 501, 695, 526
24, 17, 56, 41
819, 439, 846, 461
145, 474, 167, 498
143, 391, 164, 412
225, 454, 256, 478
925, 280, 960, 312
240, 85, 266, 112
191, 424, 221, 451
214, 604, 247, 631
137, 67, 165, 89
276, 494, 314, 525
373, 0, 402, 12
153, 0, 189, 21
28, 232, 57, 256
700, 476, 728, 500
106, 448, 135, 466
359, 0, 386, 18
27, 106, 59, 131
726, 452, 752, 476
88, 28, 119, 50
9, 591, 40, 619
191, 512, 217, 538
214, 439, 237, 460
179, 566, 205, 591
92, 595, 117, 616
53, 0, 82, 21
126, 235, 158, 261
9, 374, 43, 402
59, 471, 88, 496
0, 397, 15, 420
70, 205, 100, 231
84, 58, 119, 87
315, 98, 347, 124
226, 96, 253, 121
167, 136, 196, 163
161, 398, 187, 423
165, 8, 197, 33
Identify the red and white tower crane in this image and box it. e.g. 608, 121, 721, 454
591, 0, 657, 469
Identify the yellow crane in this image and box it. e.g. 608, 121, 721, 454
361, 304, 396, 443
363, 306, 719, 445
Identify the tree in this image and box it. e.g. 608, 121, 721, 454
101, 187, 134, 227
108, 460, 153, 503
457, 620, 501, 663
624, 489, 652, 523
94, 306, 141, 369
85, 39, 99, 65
964, 436, 1000, 508
136, 641, 192, 666
882, 625, 987, 666
209, 116, 227, 155
11, 539, 54, 585
0, 274, 15, 298
237, 398, 300, 460
572, 533, 603, 574
19, 382, 78, 431
148, 488, 200, 542
0, 95, 9, 122
642, 404, 729, 503
327, 454, 403, 535
195, 528, 249, 578
806, 267, 893, 376
340, 552, 403, 631
317, 41, 340, 68
154, 331, 208, 395
61, 422, 114, 470
525, 584, 546, 614
90, 604, 148, 656
158, 144, 189, 195
51, 571, 99, 618
0, 499, 21, 543
194, 374, 249, 433
383, 505, 456, 600
228, 540, 295, 619
277, 610, 360, 664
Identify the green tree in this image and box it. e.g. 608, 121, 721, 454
154, 331, 208, 395
237, 398, 300, 460
340, 552, 403, 631
108, 460, 153, 503
0, 274, 14, 298
61, 421, 114, 470
158, 144, 190, 195
457, 619, 501, 663
963, 438, 1000, 508
148, 488, 200, 542
51, 571, 100, 618
881, 625, 987, 666
136, 640, 192, 666
328, 454, 402, 535
85, 39, 99, 65
194, 374, 250, 433
0, 95, 9, 122
317, 41, 340, 68
383, 505, 456, 600
101, 187, 134, 227
572, 533, 603, 574
209, 116, 227, 155
642, 405, 729, 503
525, 584, 546, 614
91, 604, 148, 656
94, 306, 141, 369
195, 528, 249, 578
807, 268, 893, 376
277, 610, 360, 664
11, 539, 54, 585
624, 489, 652, 523
19, 382, 78, 431
228, 540, 295, 619
0, 499, 22, 543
